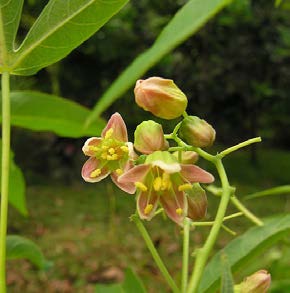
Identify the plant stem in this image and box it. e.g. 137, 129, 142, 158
230, 196, 263, 226
187, 159, 231, 293
218, 137, 261, 158
0, 71, 11, 293
181, 218, 190, 293
131, 215, 180, 293
191, 212, 243, 227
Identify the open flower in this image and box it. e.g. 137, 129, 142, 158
82, 112, 136, 193
118, 151, 214, 225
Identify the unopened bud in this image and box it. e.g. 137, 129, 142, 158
179, 116, 216, 147
235, 270, 271, 293
134, 77, 188, 119
186, 183, 207, 220
173, 151, 198, 164
134, 120, 168, 154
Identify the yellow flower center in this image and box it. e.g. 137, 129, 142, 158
153, 172, 172, 192
176, 208, 183, 215
88, 128, 129, 165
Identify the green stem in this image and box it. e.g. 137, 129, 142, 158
131, 215, 180, 293
230, 196, 263, 226
0, 72, 11, 293
181, 218, 190, 293
191, 212, 243, 226
187, 159, 231, 293
218, 137, 261, 158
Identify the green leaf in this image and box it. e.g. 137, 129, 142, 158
0, 141, 27, 215
122, 268, 146, 293
199, 214, 290, 293
245, 185, 290, 200
1, 91, 105, 137
6, 235, 49, 270
9, 0, 128, 75
0, 0, 24, 63
220, 253, 234, 293
86, 0, 232, 126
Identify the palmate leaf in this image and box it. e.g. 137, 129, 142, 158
86, 0, 232, 126
0, 0, 23, 61
7, 235, 49, 270
4, 0, 128, 75
0, 91, 105, 137
199, 214, 290, 293
0, 140, 27, 216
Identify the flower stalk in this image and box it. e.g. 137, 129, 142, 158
187, 158, 231, 293
181, 217, 190, 293
0, 71, 11, 293
131, 215, 180, 293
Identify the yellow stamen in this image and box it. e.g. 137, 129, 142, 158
116, 168, 123, 175
88, 146, 99, 152
120, 146, 129, 153
153, 177, 162, 191
101, 145, 109, 150
161, 173, 172, 191
108, 148, 115, 154
135, 182, 148, 192
90, 169, 101, 178
178, 183, 193, 191
176, 208, 183, 215
101, 153, 107, 159
105, 128, 114, 139
144, 204, 153, 215
107, 154, 118, 160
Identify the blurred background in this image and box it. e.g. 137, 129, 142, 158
7, 0, 290, 292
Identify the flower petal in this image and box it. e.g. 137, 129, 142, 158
111, 172, 136, 194
81, 157, 109, 183
137, 191, 159, 220
180, 164, 214, 183
127, 142, 138, 160
186, 184, 208, 220
159, 188, 187, 225
102, 112, 128, 142
118, 164, 151, 184
82, 137, 102, 156
151, 160, 181, 174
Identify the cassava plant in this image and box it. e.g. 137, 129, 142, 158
0, 0, 289, 292
82, 77, 277, 292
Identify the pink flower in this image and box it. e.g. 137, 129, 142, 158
118, 151, 214, 225
82, 113, 136, 193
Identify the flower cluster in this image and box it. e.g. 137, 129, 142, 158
82, 77, 216, 225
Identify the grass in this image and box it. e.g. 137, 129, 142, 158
6, 147, 290, 292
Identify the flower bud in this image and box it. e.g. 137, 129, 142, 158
235, 270, 271, 293
134, 120, 169, 154
179, 116, 216, 147
186, 183, 207, 220
172, 151, 198, 164
134, 77, 188, 119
